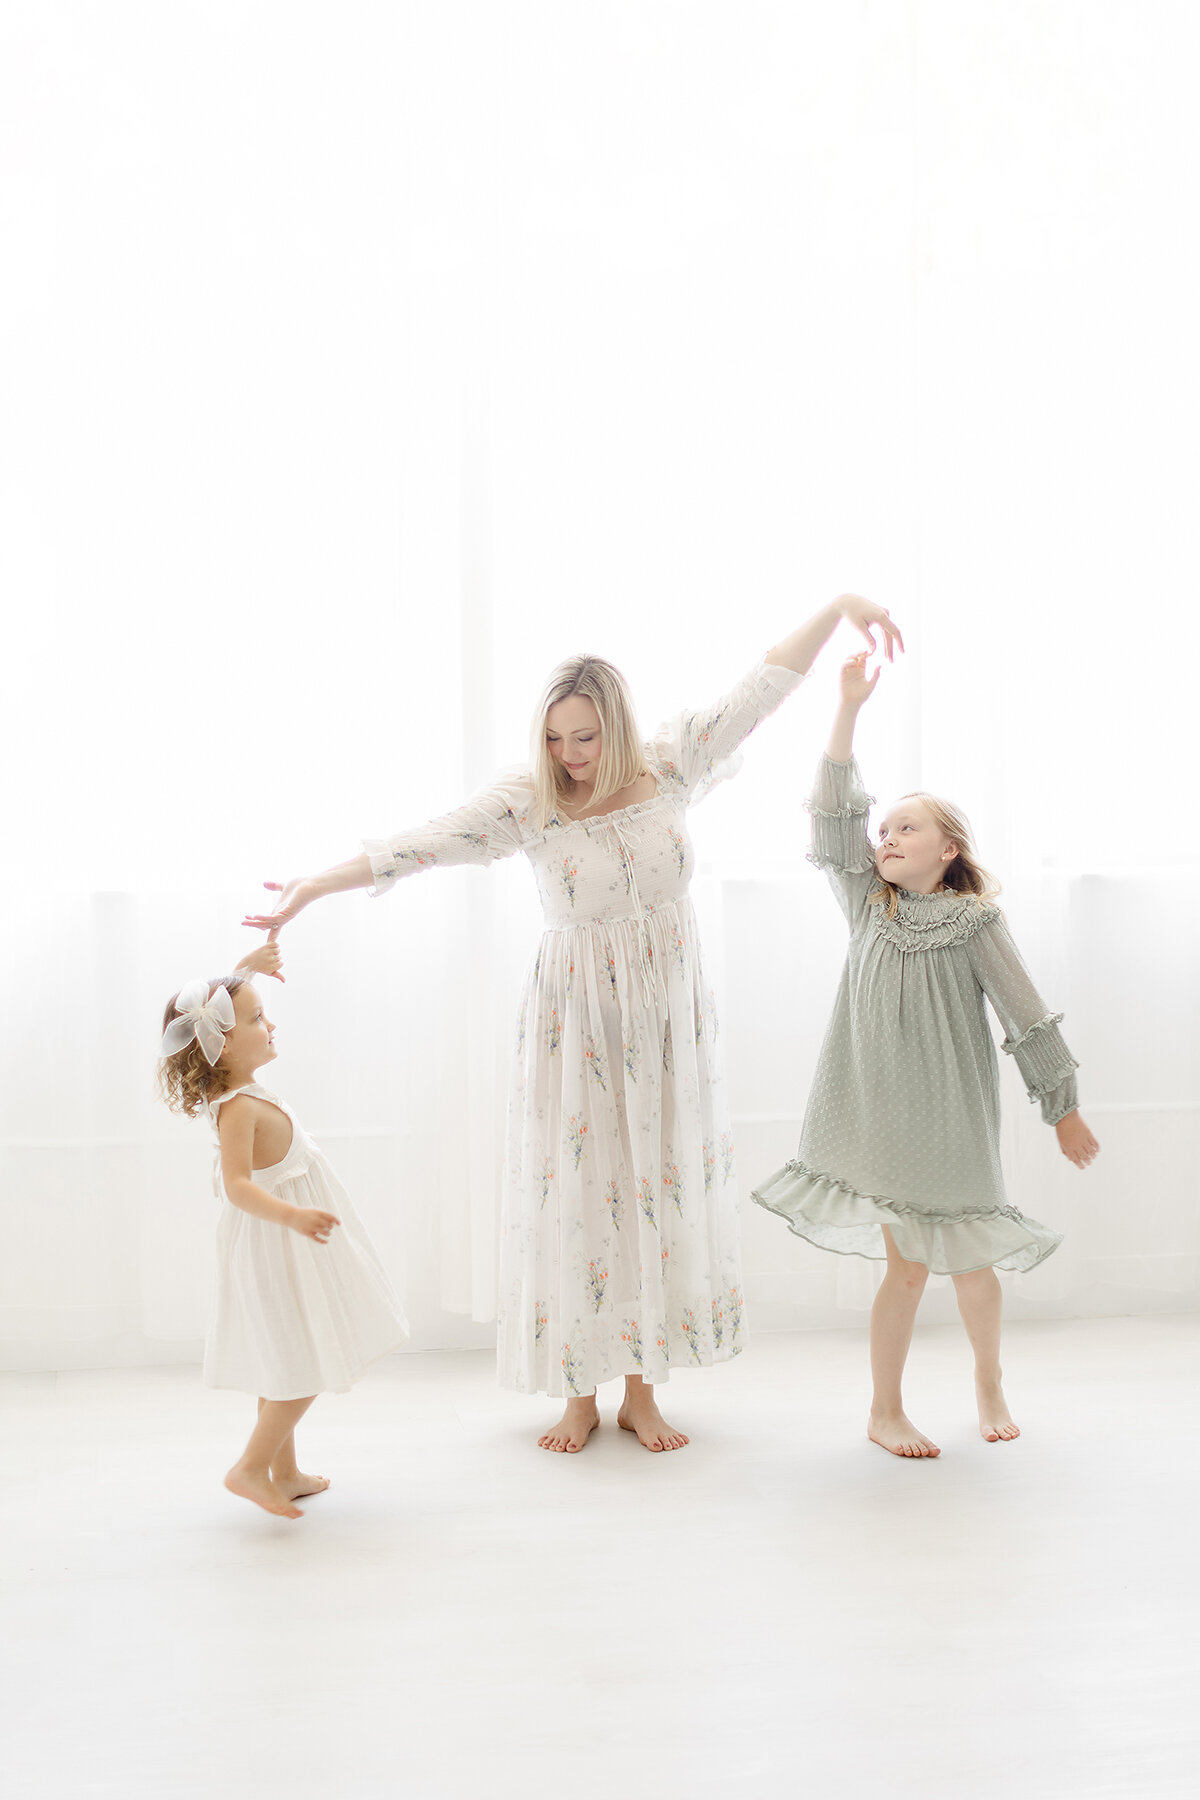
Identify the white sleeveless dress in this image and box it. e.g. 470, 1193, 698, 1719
205, 1082, 408, 1400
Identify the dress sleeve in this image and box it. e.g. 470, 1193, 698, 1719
807, 753, 878, 925
363, 767, 533, 897
966, 916, 1080, 1124
648, 659, 806, 804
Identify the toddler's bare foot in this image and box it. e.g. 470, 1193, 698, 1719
868, 1412, 941, 1458
617, 1395, 689, 1452
976, 1379, 1020, 1442
272, 1469, 331, 1500
224, 1465, 303, 1518
538, 1398, 600, 1452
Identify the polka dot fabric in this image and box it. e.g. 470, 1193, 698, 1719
751, 755, 1077, 1274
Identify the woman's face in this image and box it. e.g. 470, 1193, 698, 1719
545, 695, 602, 784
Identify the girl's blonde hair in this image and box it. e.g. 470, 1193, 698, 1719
531, 654, 648, 828
157, 974, 249, 1118
869, 792, 1001, 919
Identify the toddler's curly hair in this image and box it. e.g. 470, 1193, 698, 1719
157, 974, 249, 1118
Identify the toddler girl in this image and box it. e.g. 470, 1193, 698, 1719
752, 654, 1099, 1456
158, 938, 407, 1516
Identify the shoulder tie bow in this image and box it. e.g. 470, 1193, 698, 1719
160, 980, 236, 1066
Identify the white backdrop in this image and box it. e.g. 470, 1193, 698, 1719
2, 1, 1196, 1372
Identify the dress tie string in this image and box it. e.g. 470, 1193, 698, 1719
599, 815, 659, 1008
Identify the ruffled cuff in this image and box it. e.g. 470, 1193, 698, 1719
362, 837, 420, 898
1002, 1014, 1081, 1123
758, 658, 808, 698
806, 754, 875, 875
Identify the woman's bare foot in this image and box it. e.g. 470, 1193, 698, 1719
617, 1394, 689, 1452
976, 1378, 1020, 1442
272, 1468, 331, 1500
224, 1465, 303, 1518
538, 1397, 600, 1452
868, 1412, 941, 1458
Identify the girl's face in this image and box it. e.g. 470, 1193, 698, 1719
545, 695, 602, 784
875, 798, 958, 893
219, 982, 277, 1077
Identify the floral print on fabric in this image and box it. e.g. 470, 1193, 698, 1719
364, 661, 805, 1395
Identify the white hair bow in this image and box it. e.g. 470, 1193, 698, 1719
160, 980, 236, 1066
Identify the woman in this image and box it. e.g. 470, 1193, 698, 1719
244, 596, 903, 1452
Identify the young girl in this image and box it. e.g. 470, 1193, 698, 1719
752, 653, 1099, 1457
158, 938, 407, 1517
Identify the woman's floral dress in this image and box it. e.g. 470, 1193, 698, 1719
365, 660, 803, 1395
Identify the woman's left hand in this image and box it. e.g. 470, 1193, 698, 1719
835, 595, 905, 662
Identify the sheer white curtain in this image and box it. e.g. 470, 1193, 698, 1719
2, 2, 1196, 1371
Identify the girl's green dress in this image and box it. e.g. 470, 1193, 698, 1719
751, 755, 1078, 1274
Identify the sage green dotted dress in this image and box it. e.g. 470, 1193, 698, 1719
751, 754, 1078, 1274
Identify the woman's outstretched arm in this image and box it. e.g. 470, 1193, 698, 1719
242, 863, 371, 933
766, 595, 904, 676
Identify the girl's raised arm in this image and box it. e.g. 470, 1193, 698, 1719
806, 653, 881, 927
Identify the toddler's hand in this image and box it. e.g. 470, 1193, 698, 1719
289, 1208, 341, 1243
1055, 1111, 1099, 1170
239, 931, 285, 983
839, 651, 880, 709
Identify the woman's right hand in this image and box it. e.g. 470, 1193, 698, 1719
241, 878, 320, 933
835, 595, 904, 661
839, 651, 881, 709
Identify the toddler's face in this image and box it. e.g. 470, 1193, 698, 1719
220, 982, 277, 1076
874, 798, 957, 893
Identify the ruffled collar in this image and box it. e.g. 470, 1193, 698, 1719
869, 887, 1000, 952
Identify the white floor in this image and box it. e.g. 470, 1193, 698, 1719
4, 1316, 1198, 1800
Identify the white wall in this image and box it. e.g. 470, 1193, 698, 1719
2, 2, 1196, 1369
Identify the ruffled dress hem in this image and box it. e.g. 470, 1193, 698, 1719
750, 1160, 1063, 1276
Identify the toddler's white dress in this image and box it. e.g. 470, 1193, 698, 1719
205, 1082, 408, 1400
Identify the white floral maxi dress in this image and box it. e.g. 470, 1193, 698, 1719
365, 660, 804, 1396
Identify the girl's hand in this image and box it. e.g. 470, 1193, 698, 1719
835, 595, 905, 662
242, 878, 319, 933
237, 930, 285, 983
1055, 1111, 1100, 1170
839, 651, 880, 709
288, 1207, 341, 1243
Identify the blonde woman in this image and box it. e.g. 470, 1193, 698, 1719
244, 598, 901, 1452
752, 652, 1100, 1457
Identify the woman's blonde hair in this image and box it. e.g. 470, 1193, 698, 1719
531, 654, 648, 828
157, 974, 249, 1118
869, 792, 1001, 919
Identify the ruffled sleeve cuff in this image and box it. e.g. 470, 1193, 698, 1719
806, 754, 875, 875
1002, 1013, 1081, 1125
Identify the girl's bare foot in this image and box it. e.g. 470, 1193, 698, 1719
976, 1379, 1020, 1442
224, 1465, 303, 1518
538, 1397, 600, 1452
272, 1469, 331, 1500
617, 1394, 689, 1452
868, 1412, 941, 1457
